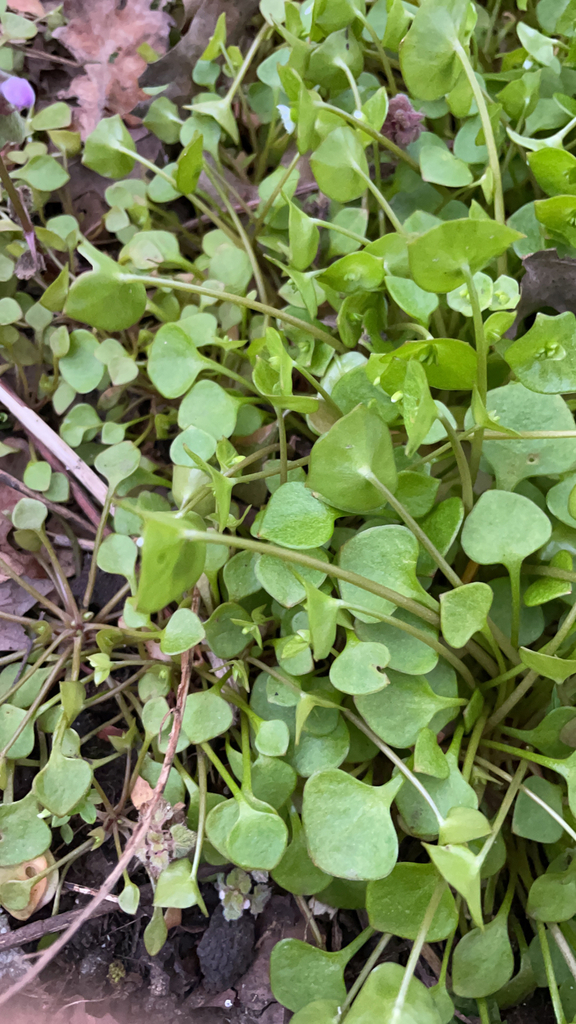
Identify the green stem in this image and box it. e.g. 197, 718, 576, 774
363, 470, 462, 589
477, 998, 491, 1024
335, 58, 363, 115
390, 882, 447, 1024
340, 933, 393, 1019
252, 151, 301, 237
122, 273, 344, 352
359, 171, 406, 235
462, 710, 488, 783
549, 924, 576, 985
322, 103, 420, 170
453, 41, 504, 226
477, 761, 528, 868
464, 265, 488, 405
40, 529, 79, 623
240, 711, 253, 796
276, 408, 288, 486
296, 364, 342, 418
440, 416, 474, 514
358, 14, 396, 93
487, 599, 576, 728
522, 564, 576, 584
311, 217, 368, 247
508, 561, 521, 650
225, 23, 270, 104
464, 266, 488, 482
345, 600, 476, 688
82, 493, 112, 609
537, 921, 567, 1024
189, 747, 209, 916
182, 528, 440, 624
202, 163, 268, 305
200, 740, 242, 800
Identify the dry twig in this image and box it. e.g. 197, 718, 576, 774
0, 650, 193, 1006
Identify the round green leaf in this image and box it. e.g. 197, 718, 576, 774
310, 127, 369, 203
440, 582, 493, 648
452, 915, 514, 998
59, 330, 105, 394
95, 441, 140, 492
338, 525, 437, 620
160, 608, 205, 655
204, 602, 250, 657
148, 322, 207, 399
206, 793, 288, 870
154, 859, 200, 909
258, 482, 336, 549
355, 611, 439, 676
461, 490, 552, 570
96, 533, 137, 590
512, 776, 564, 844
355, 669, 464, 748
82, 115, 136, 178
473, 384, 576, 491
319, 253, 385, 295
0, 793, 51, 866
505, 312, 576, 393
307, 405, 397, 514
346, 962, 442, 1024
255, 548, 328, 607
329, 637, 390, 695
400, 0, 474, 101
367, 862, 458, 940
181, 688, 230, 745
302, 769, 402, 880
178, 379, 239, 437
65, 271, 146, 333
12, 497, 47, 531
408, 219, 523, 293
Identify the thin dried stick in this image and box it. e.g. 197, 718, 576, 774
0, 650, 193, 1007
0, 380, 108, 507
0, 466, 96, 534
0, 897, 120, 952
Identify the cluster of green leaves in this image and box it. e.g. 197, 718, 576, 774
7, 0, 576, 1020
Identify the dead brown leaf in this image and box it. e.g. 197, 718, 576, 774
139, 0, 261, 103
53, 0, 171, 137
8, 0, 44, 14
131, 776, 154, 810
510, 249, 576, 338
0, 576, 54, 651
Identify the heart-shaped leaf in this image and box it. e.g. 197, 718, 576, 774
302, 769, 403, 880
307, 405, 397, 514
338, 525, 437, 620
452, 914, 514, 997
367, 862, 457, 940
408, 219, 522, 293
461, 490, 551, 572
356, 670, 465, 748
345, 962, 443, 1024
440, 583, 493, 648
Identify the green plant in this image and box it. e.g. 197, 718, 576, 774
3, 0, 576, 1021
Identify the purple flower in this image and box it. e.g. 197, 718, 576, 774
0, 77, 35, 111
382, 95, 425, 148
